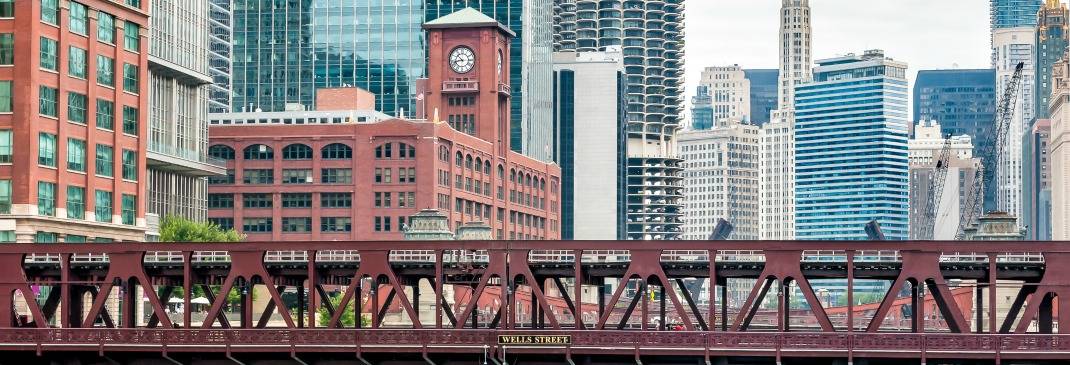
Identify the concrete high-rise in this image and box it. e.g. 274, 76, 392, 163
993, 28, 1037, 225
1023, 119, 1053, 240
794, 50, 910, 240
696, 65, 750, 127
1047, 58, 1070, 240
913, 69, 998, 209
680, 121, 760, 240
146, 0, 227, 239
759, 0, 810, 240
908, 121, 981, 240
552, 50, 627, 240
207, 0, 232, 114
554, 0, 686, 240
744, 69, 779, 126
427, 1, 555, 162
0, 0, 152, 241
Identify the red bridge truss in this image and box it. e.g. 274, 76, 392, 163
0, 240, 1068, 364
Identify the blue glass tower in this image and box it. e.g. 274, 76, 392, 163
990, 0, 1043, 29
231, 0, 426, 115
744, 69, 779, 125
690, 85, 713, 130
794, 50, 911, 240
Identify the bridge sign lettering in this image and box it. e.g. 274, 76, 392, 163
497, 335, 571, 345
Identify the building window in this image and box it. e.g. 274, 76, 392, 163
38, 133, 56, 167
321, 168, 352, 184
95, 144, 113, 177
398, 192, 416, 208
121, 150, 137, 180
66, 186, 85, 219
456, 152, 463, 166
0, 34, 10, 66
67, 46, 88, 78
322, 143, 352, 159
122, 106, 138, 135
39, 86, 57, 117
243, 144, 273, 160
242, 218, 273, 233
243, 193, 272, 208
68, 92, 87, 124
281, 193, 311, 208
282, 217, 311, 232
399, 143, 415, 159
40, 37, 57, 70
96, 99, 114, 130
35, 232, 58, 243
97, 12, 115, 44
208, 218, 234, 231
321, 192, 352, 208
0, 81, 8, 113
94, 190, 112, 222
123, 21, 139, 52
0, 180, 8, 214
399, 167, 417, 183
97, 55, 114, 86
41, 0, 58, 24
122, 63, 139, 93
374, 168, 393, 184
69, 2, 87, 35
37, 182, 56, 216
65, 235, 86, 243
375, 143, 392, 159
282, 169, 312, 184
209, 145, 235, 160
321, 217, 352, 233
242, 169, 273, 184
208, 169, 235, 185
282, 144, 312, 160
207, 193, 233, 209
0, 130, 10, 163
0, 0, 11, 18
67, 138, 86, 172
374, 192, 392, 208
125, 0, 141, 8
121, 194, 135, 225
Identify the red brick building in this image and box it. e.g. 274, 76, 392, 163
0, 0, 150, 242
207, 9, 560, 241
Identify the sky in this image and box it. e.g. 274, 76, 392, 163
684, 0, 993, 119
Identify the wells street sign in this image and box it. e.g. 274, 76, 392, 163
497, 335, 572, 345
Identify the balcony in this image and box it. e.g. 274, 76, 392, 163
147, 142, 227, 177
442, 80, 478, 93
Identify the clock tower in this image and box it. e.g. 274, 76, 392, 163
423, 8, 515, 154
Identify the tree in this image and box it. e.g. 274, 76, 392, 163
159, 216, 245, 308
317, 293, 370, 328
159, 216, 244, 243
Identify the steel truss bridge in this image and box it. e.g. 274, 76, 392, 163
0, 241, 1068, 365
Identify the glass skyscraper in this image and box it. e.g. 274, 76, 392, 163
913, 69, 998, 210
744, 69, 779, 125
794, 50, 910, 240
231, 0, 426, 115
208, 0, 233, 114
990, 0, 1043, 29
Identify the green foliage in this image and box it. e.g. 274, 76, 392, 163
317, 293, 369, 327
159, 216, 243, 243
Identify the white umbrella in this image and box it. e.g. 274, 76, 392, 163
191, 297, 210, 305
168, 297, 183, 304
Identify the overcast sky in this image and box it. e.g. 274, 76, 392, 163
683, 0, 992, 118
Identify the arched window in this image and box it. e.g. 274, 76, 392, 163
455, 152, 463, 167
474, 157, 482, 172
465, 154, 473, 169
399, 143, 416, 159
439, 146, 450, 162
375, 143, 392, 159
540, 178, 546, 191
209, 145, 235, 160
243, 144, 273, 160
498, 165, 505, 179
525, 173, 532, 187
484, 161, 491, 175
322, 143, 353, 159
509, 169, 516, 183
282, 144, 312, 160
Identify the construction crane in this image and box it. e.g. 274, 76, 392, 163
920, 135, 953, 240
956, 62, 1025, 238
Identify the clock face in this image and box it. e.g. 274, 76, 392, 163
449, 46, 476, 74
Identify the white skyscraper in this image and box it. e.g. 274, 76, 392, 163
993, 28, 1036, 224
759, 0, 811, 240
698, 65, 751, 126
680, 120, 761, 240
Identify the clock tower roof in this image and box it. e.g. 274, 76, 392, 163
423, 7, 516, 37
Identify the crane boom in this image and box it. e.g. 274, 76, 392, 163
957, 62, 1025, 238
921, 135, 953, 240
